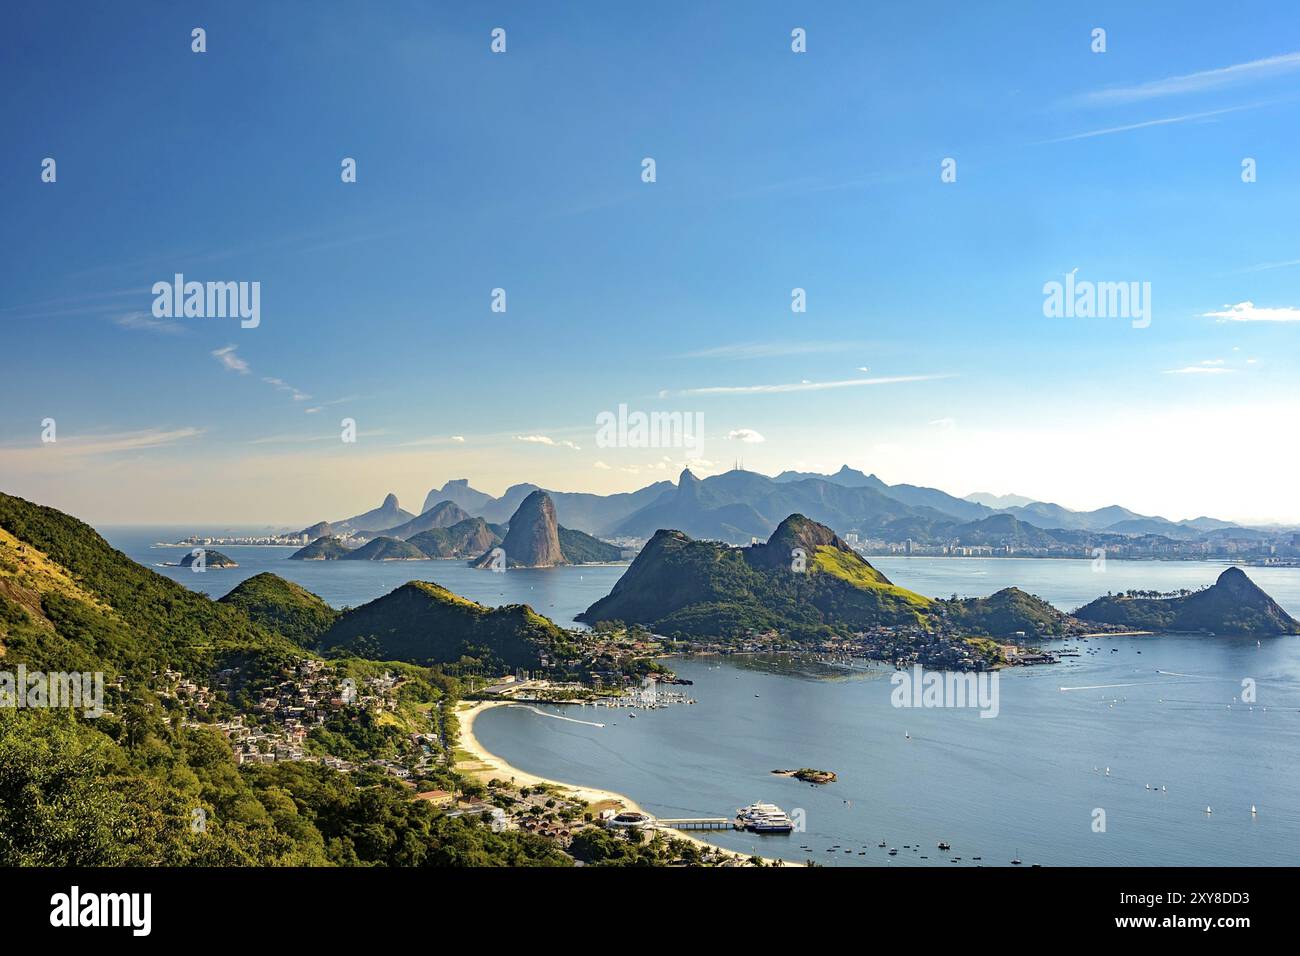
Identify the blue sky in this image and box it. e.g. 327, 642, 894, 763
2, 1, 1299, 524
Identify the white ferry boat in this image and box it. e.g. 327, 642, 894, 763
736, 802, 795, 833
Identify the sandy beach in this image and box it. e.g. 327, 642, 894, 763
455, 699, 787, 865
456, 700, 650, 812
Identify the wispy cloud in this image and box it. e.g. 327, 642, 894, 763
726, 428, 766, 443
1202, 301, 1300, 323
211, 345, 250, 374
113, 311, 184, 335
397, 434, 469, 448
262, 377, 311, 402
1044, 103, 1262, 143
1235, 257, 1300, 274
249, 428, 389, 446
677, 373, 951, 397
681, 341, 870, 360
0, 427, 203, 457
515, 434, 581, 450
1164, 365, 1234, 375
1078, 51, 1300, 106
304, 396, 356, 414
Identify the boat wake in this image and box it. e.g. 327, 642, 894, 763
511, 705, 605, 728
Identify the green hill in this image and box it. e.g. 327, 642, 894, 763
408, 518, 502, 559
557, 526, 624, 564
0, 492, 297, 675
341, 536, 428, 562
579, 515, 934, 639
1075, 567, 1299, 635
942, 587, 1073, 637
318, 581, 575, 670
218, 572, 339, 648
289, 536, 352, 560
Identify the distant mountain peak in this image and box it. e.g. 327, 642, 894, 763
382, 493, 399, 508
473, 489, 566, 568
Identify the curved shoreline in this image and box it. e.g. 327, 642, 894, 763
455, 700, 785, 866
457, 700, 650, 812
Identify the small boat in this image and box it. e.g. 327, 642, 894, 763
628, 713, 637, 719
1251, 805, 1258, 815
888, 848, 898, 856
878, 841, 886, 847
1206, 806, 1213, 814
1011, 850, 1022, 865
937, 841, 951, 850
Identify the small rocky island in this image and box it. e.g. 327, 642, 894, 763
176, 549, 238, 568
772, 768, 837, 784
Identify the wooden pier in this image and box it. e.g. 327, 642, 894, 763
655, 817, 733, 831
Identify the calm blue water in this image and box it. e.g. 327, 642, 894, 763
475, 647, 1300, 867
102, 525, 1300, 865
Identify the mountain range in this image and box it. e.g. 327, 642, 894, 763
291, 491, 623, 566
385, 467, 1268, 549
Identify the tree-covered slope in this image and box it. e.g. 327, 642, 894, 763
1075, 567, 1299, 635
942, 587, 1074, 637
340, 536, 428, 561
318, 581, 577, 669
218, 572, 339, 648
580, 515, 935, 639
408, 518, 501, 559
0, 492, 299, 676
289, 536, 352, 560
557, 526, 625, 563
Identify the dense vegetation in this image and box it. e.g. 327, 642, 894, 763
557, 526, 624, 563
318, 581, 582, 671
0, 492, 579, 867
0, 709, 568, 866
941, 587, 1073, 637
1075, 567, 1299, 635
288, 536, 352, 560
0, 493, 299, 677
342, 536, 428, 561
582, 515, 1087, 641
407, 517, 501, 558
218, 572, 339, 647
580, 518, 936, 639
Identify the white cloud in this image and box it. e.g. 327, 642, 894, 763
211, 345, 250, 374
262, 377, 311, 402
1163, 366, 1234, 375
726, 428, 766, 443
0, 427, 202, 459
1078, 51, 1300, 105
113, 311, 184, 335
678, 373, 951, 396
929, 417, 957, 428
1202, 301, 1300, 323
515, 434, 581, 450
593, 460, 611, 469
